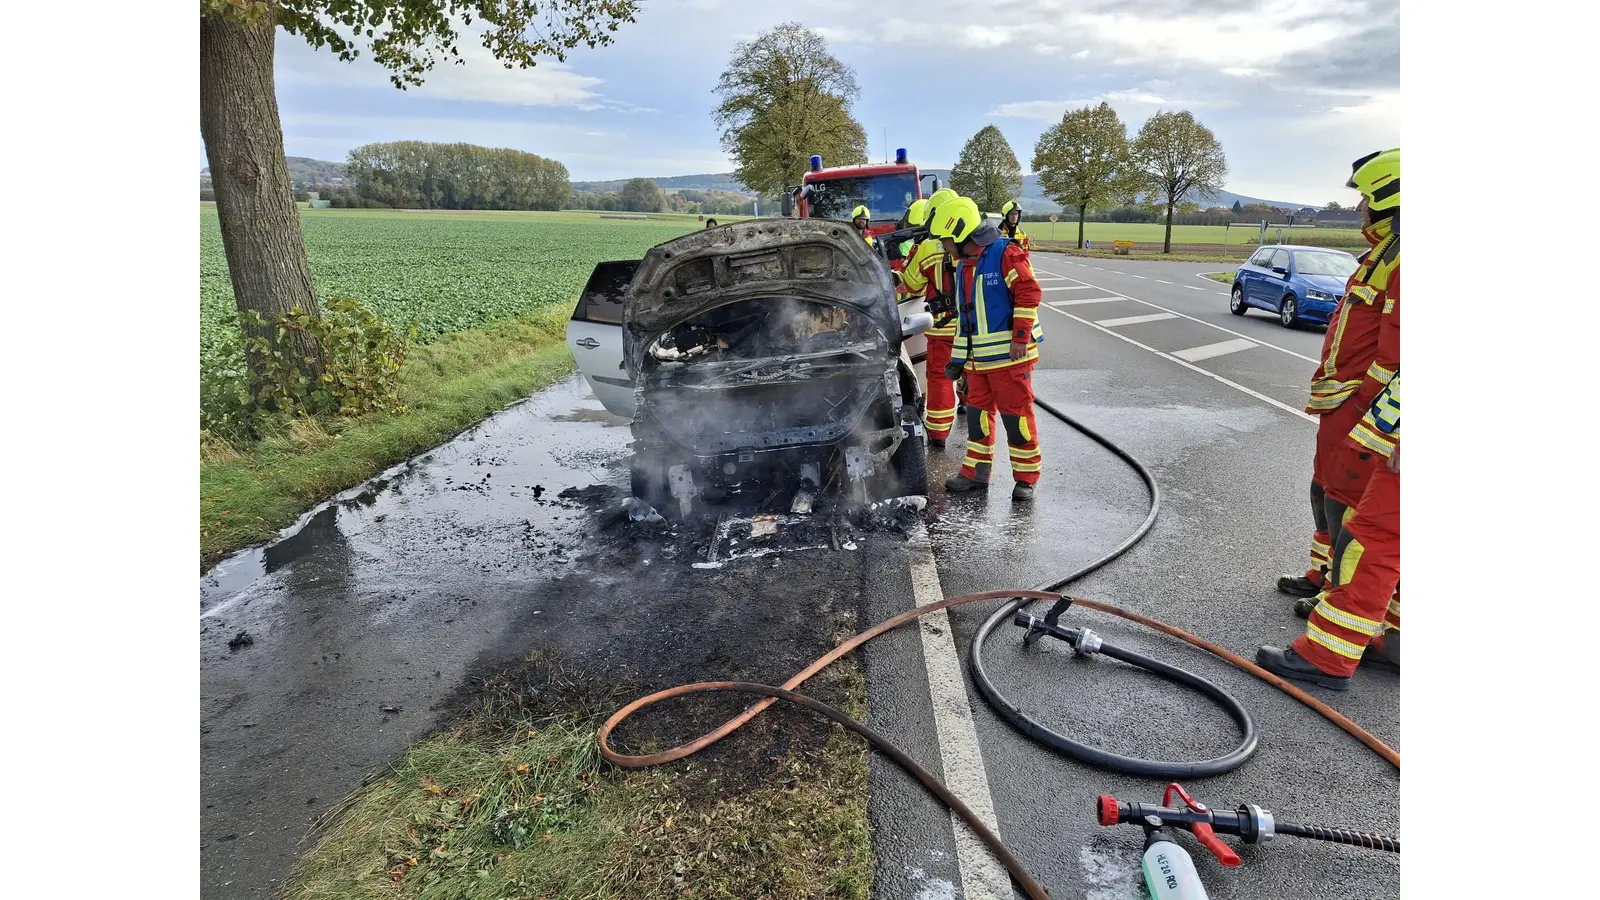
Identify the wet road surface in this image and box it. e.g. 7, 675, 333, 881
201, 257, 1398, 899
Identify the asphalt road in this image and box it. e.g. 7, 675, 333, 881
199, 251, 1397, 900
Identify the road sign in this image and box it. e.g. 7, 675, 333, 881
1049, 214, 1058, 222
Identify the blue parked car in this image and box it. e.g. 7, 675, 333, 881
1229, 245, 1359, 328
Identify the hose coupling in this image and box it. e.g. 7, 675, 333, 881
1238, 803, 1275, 843
1071, 627, 1103, 655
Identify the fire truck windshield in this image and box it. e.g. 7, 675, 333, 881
804, 173, 918, 224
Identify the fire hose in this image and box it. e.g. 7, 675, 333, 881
598, 396, 1399, 900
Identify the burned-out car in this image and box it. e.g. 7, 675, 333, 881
567, 218, 934, 515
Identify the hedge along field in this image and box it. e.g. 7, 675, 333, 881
1021, 221, 1365, 248
200, 207, 733, 376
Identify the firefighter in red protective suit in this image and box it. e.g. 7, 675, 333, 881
998, 200, 1030, 250
899, 189, 961, 447
1276, 151, 1401, 617
933, 196, 1045, 502
1258, 148, 1400, 689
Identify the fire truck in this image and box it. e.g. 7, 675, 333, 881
780, 148, 940, 240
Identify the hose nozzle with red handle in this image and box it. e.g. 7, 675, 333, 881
1097, 782, 1399, 862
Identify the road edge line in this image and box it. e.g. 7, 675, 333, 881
907, 523, 1011, 899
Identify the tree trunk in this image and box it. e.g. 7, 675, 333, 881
1077, 204, 1087, 249
200, 11, 323, 387
1163, 199, 1175, 253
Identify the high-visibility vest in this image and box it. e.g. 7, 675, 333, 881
950, 238, 1044, 371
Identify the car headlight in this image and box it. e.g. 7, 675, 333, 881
1306, 289, 1335, 302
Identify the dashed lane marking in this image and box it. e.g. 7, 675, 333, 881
1172, 338, 1259, 362
1049, 297, 1123, 307
907, 524, 1010, 899
1040, 304, 1316, 423
1095, 312, 1178, 327
1041, 284, 1095, 291
1029, 267, 1319, 364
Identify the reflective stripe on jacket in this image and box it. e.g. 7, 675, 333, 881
900, 238, 957, 337
1348, 371, 1398, 457
950, 238, 1044, 371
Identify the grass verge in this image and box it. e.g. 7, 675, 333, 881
1203, 271, 1235, 284
200, 305, 574, 570
282, 657, 873, 900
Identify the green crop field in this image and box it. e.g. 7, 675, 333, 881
200, 207, 745, 371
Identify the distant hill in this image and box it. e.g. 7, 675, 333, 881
576, 168, 1312, 212
201, 156, 347, 188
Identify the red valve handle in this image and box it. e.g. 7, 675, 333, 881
1191, 822, 1242, 867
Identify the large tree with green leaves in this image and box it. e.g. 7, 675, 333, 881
199, 0, 638, 387
1129, 110, 1229, 253
949, 125, 1024, 214
1031, 103, 1134, 249
619, 177, 667, 213
712, 22, 867, 198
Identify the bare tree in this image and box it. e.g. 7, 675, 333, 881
1130, 110, 1229, 253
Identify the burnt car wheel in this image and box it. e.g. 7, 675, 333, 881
889, 433, 929, 495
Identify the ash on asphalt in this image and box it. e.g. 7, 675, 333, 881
199, 376, 924, 900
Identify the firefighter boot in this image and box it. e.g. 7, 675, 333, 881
1012, 481, 1034, 502
1255, 645, 1351, 691
1363, 630, 1399, 672
1276, 573, 1323, 598
945, 473, 989, 492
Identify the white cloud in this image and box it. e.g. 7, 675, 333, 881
1073, 49, 1091, 59
276, 25, 605, 109
989, 89, 1223, 121
1032, 43, 1063, 55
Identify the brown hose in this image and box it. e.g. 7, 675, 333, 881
598, 589, 1398, 899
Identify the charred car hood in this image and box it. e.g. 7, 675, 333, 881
624, 218, 898, 374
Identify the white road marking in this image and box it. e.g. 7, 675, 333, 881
1173, 338, 1259, 362
1036, 275, 1066, 281
1096, 312, 1178, 327
1029, 267, 1319, 364
1128, 274, 1147, 279
1041, 305, 1316, 423
1049, 297, 1123, 307
1042, 284, 1095, 291
907, 525, 1010, 899
1155, 279, 1173, 285
1184, 284, 1205, 290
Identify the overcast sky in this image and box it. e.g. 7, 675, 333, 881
219, 0, 1399, 206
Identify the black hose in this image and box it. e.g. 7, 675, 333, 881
967, 395, 1261, 777
1277, 822, 1400, 853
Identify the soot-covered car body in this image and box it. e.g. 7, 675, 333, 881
566, 218, 932, 514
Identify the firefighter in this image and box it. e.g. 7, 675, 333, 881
1276, 148, 1401, 616
998, 200, 1030, 250
932, 196, 1045, 501
899, 193, 959, 446
1258, 148, 1400, 689
851, 205, 876, 247
896, 199, 930, 260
